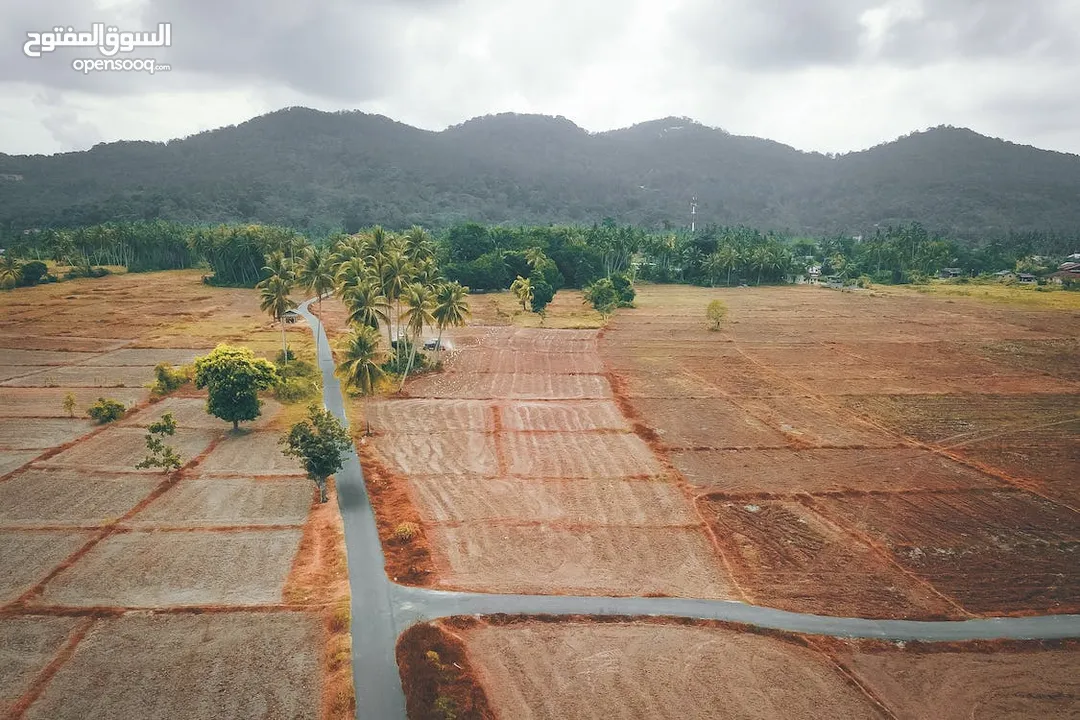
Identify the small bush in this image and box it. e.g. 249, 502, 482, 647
87, 397, 126, 423
19, 261, 48, 287
275, 347, 296, 364
434, 696, 458, 720
393, 522, 420, 542
89, 267, 110, 278
274, 375, 319, 403
151, 362, 192, 396
706, 299, 727, 330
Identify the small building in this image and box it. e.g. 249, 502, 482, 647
1018, 273, 1037, 284
282, 309, 301, 324
994, 270, 1015, 278
939, 267, 962, 279
1048, 269, 1080, 285
1058, 261, 1080, 272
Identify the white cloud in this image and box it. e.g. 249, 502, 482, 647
1, 0, 1078, 156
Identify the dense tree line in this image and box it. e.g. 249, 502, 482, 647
4, 109, 1080, 238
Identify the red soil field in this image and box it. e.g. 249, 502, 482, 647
499, 400, 629, 432
0, 616, 82, 717
78, 348, 206, 366
836, 641, 1080, 720
671, 447, 1002, 494
463, 621, 885, 720
701, 498, 957, 618
429, 524, 732, 597
38, 529, 303, 607
0, 469, 160, 527
813, 490, 1080, 615
0, 451, 42, 477
599, 284, 1080, 618
407, 475, 695, 525
363, 319, 735, 598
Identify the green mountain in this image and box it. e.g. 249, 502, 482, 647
2, 108, 1078, 237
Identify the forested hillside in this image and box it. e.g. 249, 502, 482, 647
2, 108, 1079, 240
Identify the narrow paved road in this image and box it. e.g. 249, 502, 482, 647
297, 300, 1080, 720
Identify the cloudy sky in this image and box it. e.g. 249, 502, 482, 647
2, 0, 1078, 156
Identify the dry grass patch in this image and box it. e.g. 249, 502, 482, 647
0, 387, 149, 418
196, 431, 302, 476
2, 365, 157, 388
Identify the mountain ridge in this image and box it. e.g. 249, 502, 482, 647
1, 107, 1078, 238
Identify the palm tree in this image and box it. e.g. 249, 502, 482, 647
716, 245, 740, 286
364, 226, 395, 261
402, 226, 434, 265
263, 251, 293, 282
335, 257, 370, 296
344, 280, 388, 332
509, 275, 533, 311
0, 254, 21, 289
378, 250, 409, 350
433, 281, 470, 352
524, 247, 548, 271
337, 326, 384, 395
258, 273, 296, 368
702, 252, 724, 287
749, 246, 770, 286
398, 283, 436, 390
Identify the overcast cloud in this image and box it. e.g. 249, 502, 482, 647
2, 0, 1078, 156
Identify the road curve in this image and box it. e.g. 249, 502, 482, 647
296, 300, 1080, 720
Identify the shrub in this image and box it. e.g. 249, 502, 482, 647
706, 299, 727, 330
530, 273, 555, 313
151, 362, 192, 396
611, 272, 636, 307
88, 267, 110, 278
275, 347, 296, 364
87, 397, 126, 423
19, 261, 48, 286
274, 375, 319, 403
433, 696, 458, 720
393, 522, 420, 542
62, 392, 77, 417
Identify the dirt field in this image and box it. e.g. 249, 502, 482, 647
0, 270, 347, 720
462, 621, 884, 719
600, 284, 1080, 618
360, 323, 735, 598
441, 618, 1080, 720
23, 613, 321, 720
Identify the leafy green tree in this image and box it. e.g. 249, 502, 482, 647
583, 277, 619, 317
280, 405, 353, 503
136, 412, 183, 472
510, 275, 533, 310
20, 261, 48, 286
530, 274, 554, 313
62, 392, 77, 418
706, 299, 728, 330
337, 326, 384, 395
611, 272, 635, 306
432, 281, 470, 351
193, 345, 280, 430
88, 397, 126, 423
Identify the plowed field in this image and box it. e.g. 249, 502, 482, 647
0, 270, 340, 720
600, 284, 1080, 618
361, 319, 734, 598
39, 529, 303, 607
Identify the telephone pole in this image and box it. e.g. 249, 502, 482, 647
690, 197, 697, 233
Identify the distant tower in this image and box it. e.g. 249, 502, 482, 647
690, 197, 697, 232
